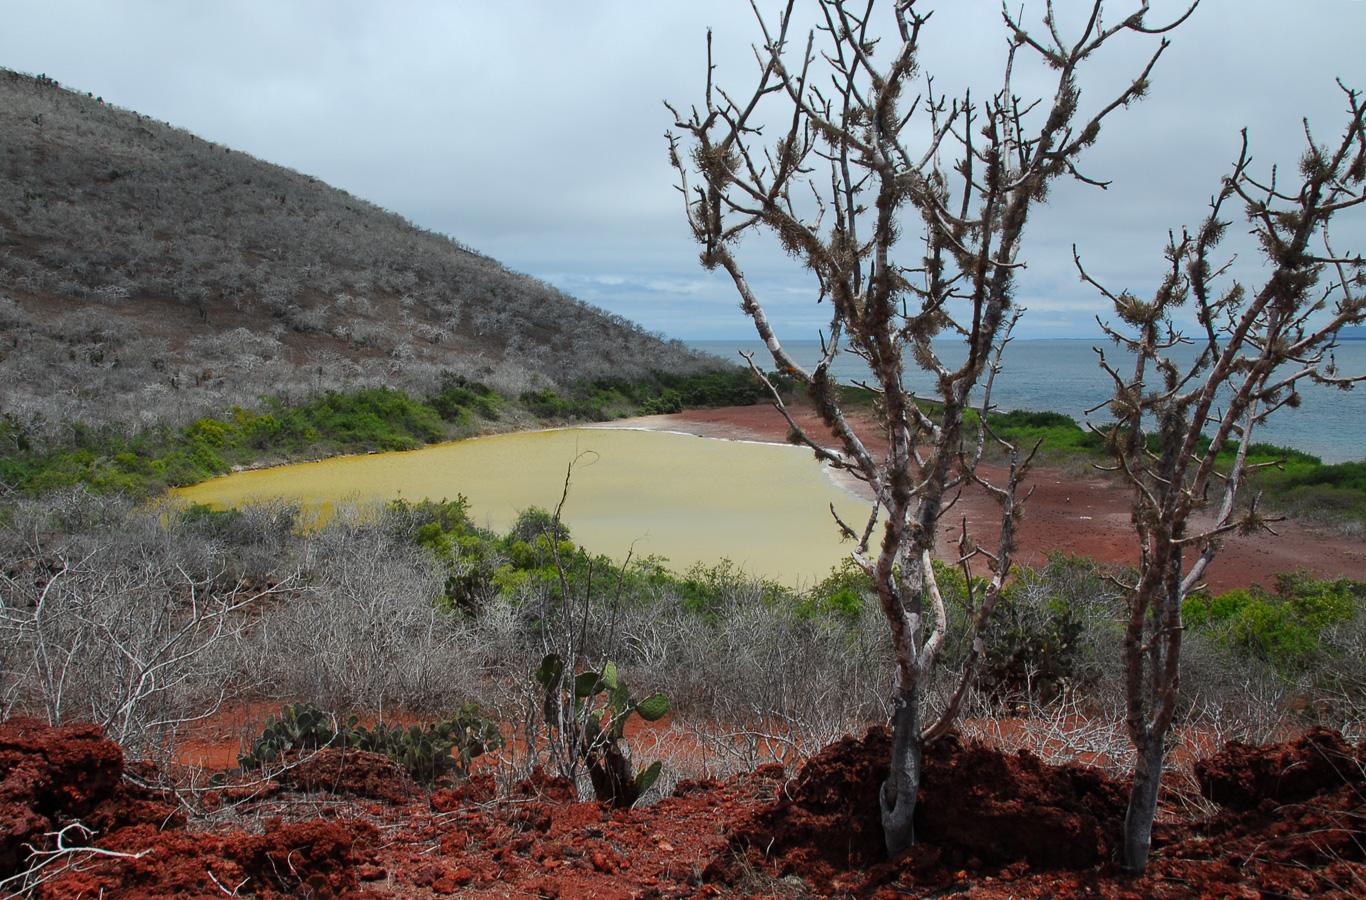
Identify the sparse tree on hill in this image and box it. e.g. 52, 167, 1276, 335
668, 0, 1195, 854
1077, 83, 1366, 874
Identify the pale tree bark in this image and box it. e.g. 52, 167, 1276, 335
1077, 82, 1366, 873
668, 0, 1195, 855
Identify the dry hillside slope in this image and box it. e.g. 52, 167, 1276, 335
0, 67, 721, 432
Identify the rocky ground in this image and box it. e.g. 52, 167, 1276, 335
3, 717, 1364, 899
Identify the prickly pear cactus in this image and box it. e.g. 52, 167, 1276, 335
237, 701, 340, 768
532, 656, 670, 808
635, 693, 669, 722
238, 701, 502, 783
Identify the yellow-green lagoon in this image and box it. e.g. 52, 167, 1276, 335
173, 428, 868, 585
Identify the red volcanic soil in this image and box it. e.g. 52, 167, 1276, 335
610, 403, 1366, 595
4, 717, 1365, 899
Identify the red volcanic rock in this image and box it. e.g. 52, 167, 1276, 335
1, 718, 378, 898
429, 771, 496, 811
62, 818, 376, 899
511, 765, 579, 803
1195, 726, 1366, 811
8, 711, 1366, 899
714, 725, 1127, 888
915, 732, 1128, 871
282, 747, 418, 804
0, 717, 125, 877
224, 819, 377, 899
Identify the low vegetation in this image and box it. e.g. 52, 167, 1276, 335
236, 700, 503, 784
1183, 572, 1366, 671
2, 486, 1361, 797
0, 367, 771, 497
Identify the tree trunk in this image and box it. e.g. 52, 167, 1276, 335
1122, 731, 1164, 873
880, 685, 922, 855
587, 743, 639, 810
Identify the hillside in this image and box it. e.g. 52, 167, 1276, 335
0, 68, 722, 434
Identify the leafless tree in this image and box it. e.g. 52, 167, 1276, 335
1076, 82, 1366, 873
254, 509, 481, 717
668, 0, 1194, 853
0, 497, 293, 761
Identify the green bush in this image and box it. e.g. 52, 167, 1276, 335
676, 559, 786, 621
179, 502, 248, 537
430, 373, 499, 422
506, 506, 572, 545
1183, 572, 1363, 669
798, 559, 874, 625
639, 389, 684, 415
384, 497, 503, 612
977, 566, 1084, 704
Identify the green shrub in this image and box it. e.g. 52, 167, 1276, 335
1276, 571, 1360, 629
639, 389, 684, 415
179, 502, 248, 536
506, 506, 572, 545
798, 559, 874, 625
285, 387, 445, 450
676, 559, 787, 621
1184, 573, 1363, 669
519, 389, 571, 419
978, 566, 1084, 704
431, 373, 499, 421
384, 497, 504, 612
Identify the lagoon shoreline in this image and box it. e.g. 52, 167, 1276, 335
601, 402, 1366, 595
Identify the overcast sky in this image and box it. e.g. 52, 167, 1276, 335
2, 1, 1363, 340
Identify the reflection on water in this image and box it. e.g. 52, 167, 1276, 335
172, 428, 869, 585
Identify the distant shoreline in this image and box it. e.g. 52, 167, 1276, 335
686, 339, 1366, 464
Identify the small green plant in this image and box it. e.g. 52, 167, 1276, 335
238, 701, 503, 783
534, 653, 668, 809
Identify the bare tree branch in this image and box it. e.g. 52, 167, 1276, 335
668, 0, 1194, 855
1081, 83, 1366, 873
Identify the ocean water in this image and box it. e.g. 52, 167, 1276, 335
689, 339, 1366, 464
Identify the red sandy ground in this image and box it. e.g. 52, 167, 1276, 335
4, 717, 1364, 900
607, 403, 1366, 594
